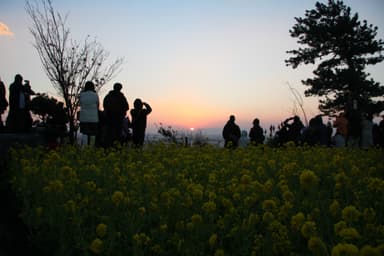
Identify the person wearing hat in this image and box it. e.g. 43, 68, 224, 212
102, 83, 129, 147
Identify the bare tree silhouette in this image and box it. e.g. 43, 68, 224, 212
26, 0, 123, 143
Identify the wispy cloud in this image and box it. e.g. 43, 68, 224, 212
0, 22, 14, 36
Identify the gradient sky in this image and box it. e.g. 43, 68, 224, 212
1, 0, 383, 134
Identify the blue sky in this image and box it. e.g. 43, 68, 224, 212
1, 0, 383, 133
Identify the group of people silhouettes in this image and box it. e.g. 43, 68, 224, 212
222, 115, 265, 148
222, 112, 384, 149
0, 74, 152, 148
79, 81, 152, 148
1, 74, 384, 149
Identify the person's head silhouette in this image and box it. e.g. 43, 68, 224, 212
134, 98, 143, 110
84, 81, 95, 92
113, 83, 122, 91
15, 74, 23, 83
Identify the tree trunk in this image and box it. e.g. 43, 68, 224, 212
68, 118, 76, 144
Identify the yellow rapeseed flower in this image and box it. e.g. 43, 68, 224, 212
307, 236, 327, 256
282, 190, 294, 202
35, 207, 43, 217
138, 207, 146, 216
291, 212, 305, 231
329, 200, 340, 217
240, 174, 252, 185
96, 223, 107, 238
299, 170, 319, 190
301, 221, 317, 239
214, 249, 225, 256
247, 213, 259, 226
331, 243, 359, 256
209, 233, 218, 247
342, 205, 360, 223
263, 179, 274, 193
89, 238, 103, 254
159, 224, 168, 232
262, 199, 277, 212
175, 221, 185, 231
61, 166, 76, 179
359, 245, 380, 256
338, 228, 360, 240
262, 211, 274, 224
363, 208, 376, 223
334, 221, 347, 236
64, 200, 77, 213
84, 181, 97, 191
132, 232, 151, 246
191, 214, 203, 224
111, 191, 124, 206
202, 201, 216, 213
192, 188, 203, 200
151, 244, 164, 254
208, 173, 217, 183
49, 179, 64, 192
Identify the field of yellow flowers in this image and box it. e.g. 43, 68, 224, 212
8, 143, 384, 255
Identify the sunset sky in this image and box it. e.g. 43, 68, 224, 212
1, 0, 384, 134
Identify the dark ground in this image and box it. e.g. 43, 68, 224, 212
0, 132, 47, 256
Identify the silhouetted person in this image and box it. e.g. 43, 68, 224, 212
6, 74, 23, 132
130, 98, 152, 147
284, 115, 304, 143
6, 74, 34, 132
222, 115, 241, 148
23, 80, 35, 131
372, 123, 380, 147
301, 115, 328, 146
103, 83, 129, 147
79, 81, 99, 146
275, 116, 303, 145
0, 77, 8, 131
325, 120, 333, 146
360, 113, 373, 149
333, 112, 348, 147
379, 115, 384, 147
346, 109, 361, 148
249, 118, 264, 146
52, 102, 68, 144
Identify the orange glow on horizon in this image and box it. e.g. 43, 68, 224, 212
149, 99, 225, 130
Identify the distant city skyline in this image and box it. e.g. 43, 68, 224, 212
1, 0, 384, 134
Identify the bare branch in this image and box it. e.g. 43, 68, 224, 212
26, 0, 123, 142
286, 82, 309, 126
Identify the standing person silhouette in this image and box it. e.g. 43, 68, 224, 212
130, 98, 152, 147
22, 80, 35, 131
333, 112, 348, 147
6, 74, 34, 132
249, 118, 265, 146
222, 115, 241, 148
79, 81, 99, 146
0, 77, 8, 131
103, 83, 129, 147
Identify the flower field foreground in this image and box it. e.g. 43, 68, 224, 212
8, 144, 384, 255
